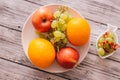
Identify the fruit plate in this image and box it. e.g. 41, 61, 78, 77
21, 4, 90, 73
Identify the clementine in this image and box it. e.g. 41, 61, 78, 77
66, 18, 90, 46
28, 38, 55, 68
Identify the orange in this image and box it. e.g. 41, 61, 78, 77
66, 18, 90, 46
28, 38, 55, 68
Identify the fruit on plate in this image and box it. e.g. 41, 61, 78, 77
46, 6, 73, 51
66, 18, 90, 46
32, 7, 53, 32
28, 38, 55, 68
57, 47, 79, 69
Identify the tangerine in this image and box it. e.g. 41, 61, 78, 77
66, 18, 90, 46
28, 38, 55, 68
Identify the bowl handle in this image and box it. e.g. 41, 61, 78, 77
107, 24, 118, 32
107, 24, 120, 48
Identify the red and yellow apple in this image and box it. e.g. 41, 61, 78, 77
57, 47, 80, 69
32, 7, 53, 32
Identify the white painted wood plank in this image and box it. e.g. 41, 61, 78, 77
0, 0, 120, 79
0, 58, 67, 80
0, 0, 39, 30
1, 39, 120, 80
25, 0, 120, 26
0, 22, 120, 79
0, 0, 120, 30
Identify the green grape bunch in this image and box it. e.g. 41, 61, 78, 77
47, 6, 73, 51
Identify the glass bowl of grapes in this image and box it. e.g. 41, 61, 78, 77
96, 24, 119, 59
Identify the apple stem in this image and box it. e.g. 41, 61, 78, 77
56, 46, 60, 52
42, 18, 46, 23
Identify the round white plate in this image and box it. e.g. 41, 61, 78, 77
21, 4, 90, 73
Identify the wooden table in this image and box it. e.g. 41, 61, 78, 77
0, 0, 120, 80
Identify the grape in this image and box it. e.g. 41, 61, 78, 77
109, 48, 114, 53
108, 31, 114, 38
60, 24, 66, 31
97, 43, 102, 48
57, 23, 62, 28
54, 11, 61, 18
59, 18, 65, 24
63, 38, 68, 44
98, 37, 105, 43
98, 48, 105, 56
103, 43, 110, 50
106, 37, 113, 43
55, 37, 60, 42
51, 20, 58, 28
53, 30, 62, 38
60, 13, 68, 21
61, 33, 65, 39
67, 15, 73, 22
47, 6, 72, 51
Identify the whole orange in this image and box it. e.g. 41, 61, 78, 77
28, 38, 55, 68
66, 18, 90, 46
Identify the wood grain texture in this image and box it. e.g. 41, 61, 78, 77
0, 0, 120, 30
0, 0, 39, 30
25, 0, 120, 26
0, 58, 67, 80
0, 0, 120, 80
1, 20, 120, 80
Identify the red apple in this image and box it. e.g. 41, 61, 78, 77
57, 47, 80, 69
32, 7, 53, 32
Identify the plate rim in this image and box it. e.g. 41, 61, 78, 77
21, 4, 90, 73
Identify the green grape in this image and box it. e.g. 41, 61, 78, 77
98, 37, 105, 43
67, 15, 73, 22
63, 38, 68, 44
55, 37, 60, 42
57, 22, 62, 28
54, 11, 61, 18
53, 30, 62, 38
43, 6, 72, 52
108, 31, 114, 39
60, 13, 68, 21
97, 43, 102, 48
61, 33, 65, 39
59, 18, 65, 24
104, 43, 110, 50
109, 48, 114, 53
51, 20, 58, 28
106, 37, 113, 43
60, 24, 66, 31
98, 48, 105, 56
